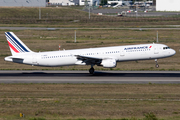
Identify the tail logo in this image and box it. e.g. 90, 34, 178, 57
5, 32, 30, 53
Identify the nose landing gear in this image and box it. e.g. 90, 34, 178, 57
155, 59, 159, 68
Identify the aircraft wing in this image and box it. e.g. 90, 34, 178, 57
74, 55, 102, 65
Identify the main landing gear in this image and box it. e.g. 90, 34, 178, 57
89, 65, 95, 74
155, 59, 159, 68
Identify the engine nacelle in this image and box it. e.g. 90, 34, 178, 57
101, 59, 116, 68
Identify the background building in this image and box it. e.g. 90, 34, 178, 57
156, 0, 180, 11
80, 0, 99, 6
49, 0, 99, 6
0, 0, 46, 7
49, 0, 75, 5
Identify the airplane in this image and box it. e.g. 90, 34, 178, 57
4, 32, 176, 74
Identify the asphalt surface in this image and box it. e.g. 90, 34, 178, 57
0, 71, 180, 84
91, 9, 180, 16
83, 8, 180, 17
126, 12, 180, 17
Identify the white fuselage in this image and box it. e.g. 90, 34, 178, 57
5, 43, 176, 67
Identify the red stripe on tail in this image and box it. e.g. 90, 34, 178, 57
8, 41, 19, 53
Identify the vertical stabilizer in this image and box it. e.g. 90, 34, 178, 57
5, 32, 33, 56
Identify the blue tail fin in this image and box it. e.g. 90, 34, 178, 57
5, 32, 33, 55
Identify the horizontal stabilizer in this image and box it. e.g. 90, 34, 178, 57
8, 56, 24, 59
4, 56, 24, 62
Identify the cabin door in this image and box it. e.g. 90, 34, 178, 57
32, 54, 38, 65
120, 48, 125, 56
154, 45, 159, 54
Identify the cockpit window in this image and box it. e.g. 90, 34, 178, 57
163, 47, 170, 50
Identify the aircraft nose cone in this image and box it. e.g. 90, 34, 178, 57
172, 49, 176, 55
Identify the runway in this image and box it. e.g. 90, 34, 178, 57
0, 71, 180, 84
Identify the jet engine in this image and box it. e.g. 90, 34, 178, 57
101, 59, 116, 68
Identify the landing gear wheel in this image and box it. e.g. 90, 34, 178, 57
156, 64, 159, 68
89, 67, 94, 74
155, 59, 159, 68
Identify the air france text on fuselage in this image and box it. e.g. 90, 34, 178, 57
124, 46, 149, 50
